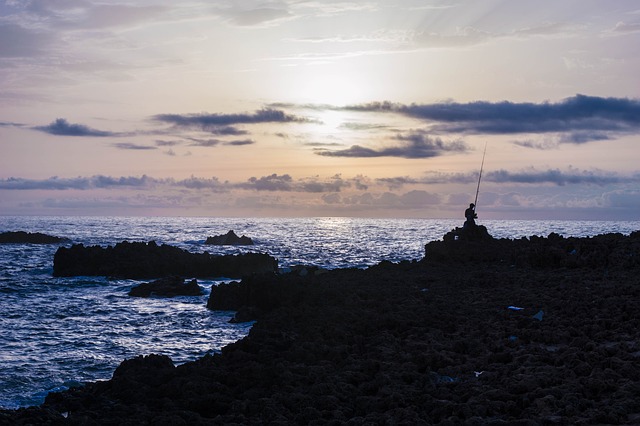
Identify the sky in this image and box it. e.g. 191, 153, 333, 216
1, 0, 639, 220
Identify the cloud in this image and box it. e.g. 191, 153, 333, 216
0, 23, 53, 58
316, 131, 468, 158
241, 174, 294, 191
152, 108, 310, 135
184, 137, 255, 147
558, 132, 612, 144
33, 118, 117, 137
409, 20, 580, 49
299, 175, 351, 193
340, 122, 390, 131
487, 168, 633, 186
187, 138, 221, 147
13, 1, 167, 31
340, 95, 640, 142
173, 176, 226, 191
68, 4, 167, 30
412, 26, 492, 48
0, 175, 156, 190
376, 177, 421, 189
111, 142, 156, 150
0, 175, 228, 192
608, 21, 640, 35
602, 189, 640, 208
206, 127, 249, 136
224, 139, 255, 146
215, 6, 293, 27
3, 170, 639, 219
375, 168, 640, 189
234, 173, 359, 193
327, 190, 442, 210
155, 140, 182, 147
0, 121, 24, 127
512, 138, 559, 150
2, 168, 636, 195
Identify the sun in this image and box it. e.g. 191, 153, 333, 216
292, 67, 370, 106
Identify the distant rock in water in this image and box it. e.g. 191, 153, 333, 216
53, 241, 277, 279
128, 276, 203, 298
0, 231, 69, 244
205, 230, 253, 245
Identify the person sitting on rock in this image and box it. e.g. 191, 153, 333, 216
464, 203, 477, 229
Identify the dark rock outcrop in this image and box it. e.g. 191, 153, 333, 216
443, 224, 494, 242
207, 273, 310, 321
205, 230, 253, 245
0, 231, 68, 244
53, 241, 277, 279
128, 276, 203, 297
427, 229, 640, 269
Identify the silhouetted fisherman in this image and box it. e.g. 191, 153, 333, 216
464, 203, 477, 229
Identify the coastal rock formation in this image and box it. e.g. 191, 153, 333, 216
442, 224, 494, 242
428, 229, 640, 269
207, 273, 310, 322
205, 230, 253, 245
0, 231, 68, 244
53, 241, 277, 279
128, 276, 203, 298
3, 231, 640, 425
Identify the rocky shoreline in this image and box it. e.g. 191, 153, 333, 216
2, 231, 640, 425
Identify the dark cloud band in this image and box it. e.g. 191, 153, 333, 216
322, 95, 640, 143
33, 118, 117, 137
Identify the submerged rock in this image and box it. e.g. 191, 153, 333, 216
128, 276, 203, 297
53, 241, 277, 279
205, 230, 253, 245
0, 231, 68, 244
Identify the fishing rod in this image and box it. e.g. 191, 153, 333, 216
473, 142, 487, 211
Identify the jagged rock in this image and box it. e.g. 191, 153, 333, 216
53, 241, 277, 279
205, 230, 253, 245
427, 229, 640, 269
128, 276, 203, 297
443, 224, 494, 242
207, 273, 310, 320
0, 231, 68, 244
112, 354, 175, 379
282, 264, 327, 277
229, 306, 261, 323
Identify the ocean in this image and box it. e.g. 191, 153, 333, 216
1, 216, 638, 409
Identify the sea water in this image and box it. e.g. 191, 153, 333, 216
1, 216, 638, 409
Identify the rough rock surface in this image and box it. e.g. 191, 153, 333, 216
3, 231, 640, 425
52, 241, 277, 279
205, 230, 253, 245
128, 276, 203, 298
0, 231, 68, 244
429, 229, 640, 269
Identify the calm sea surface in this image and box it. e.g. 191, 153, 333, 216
1, 216, 638, 409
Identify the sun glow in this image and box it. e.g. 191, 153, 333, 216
292, 67, 371, 106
